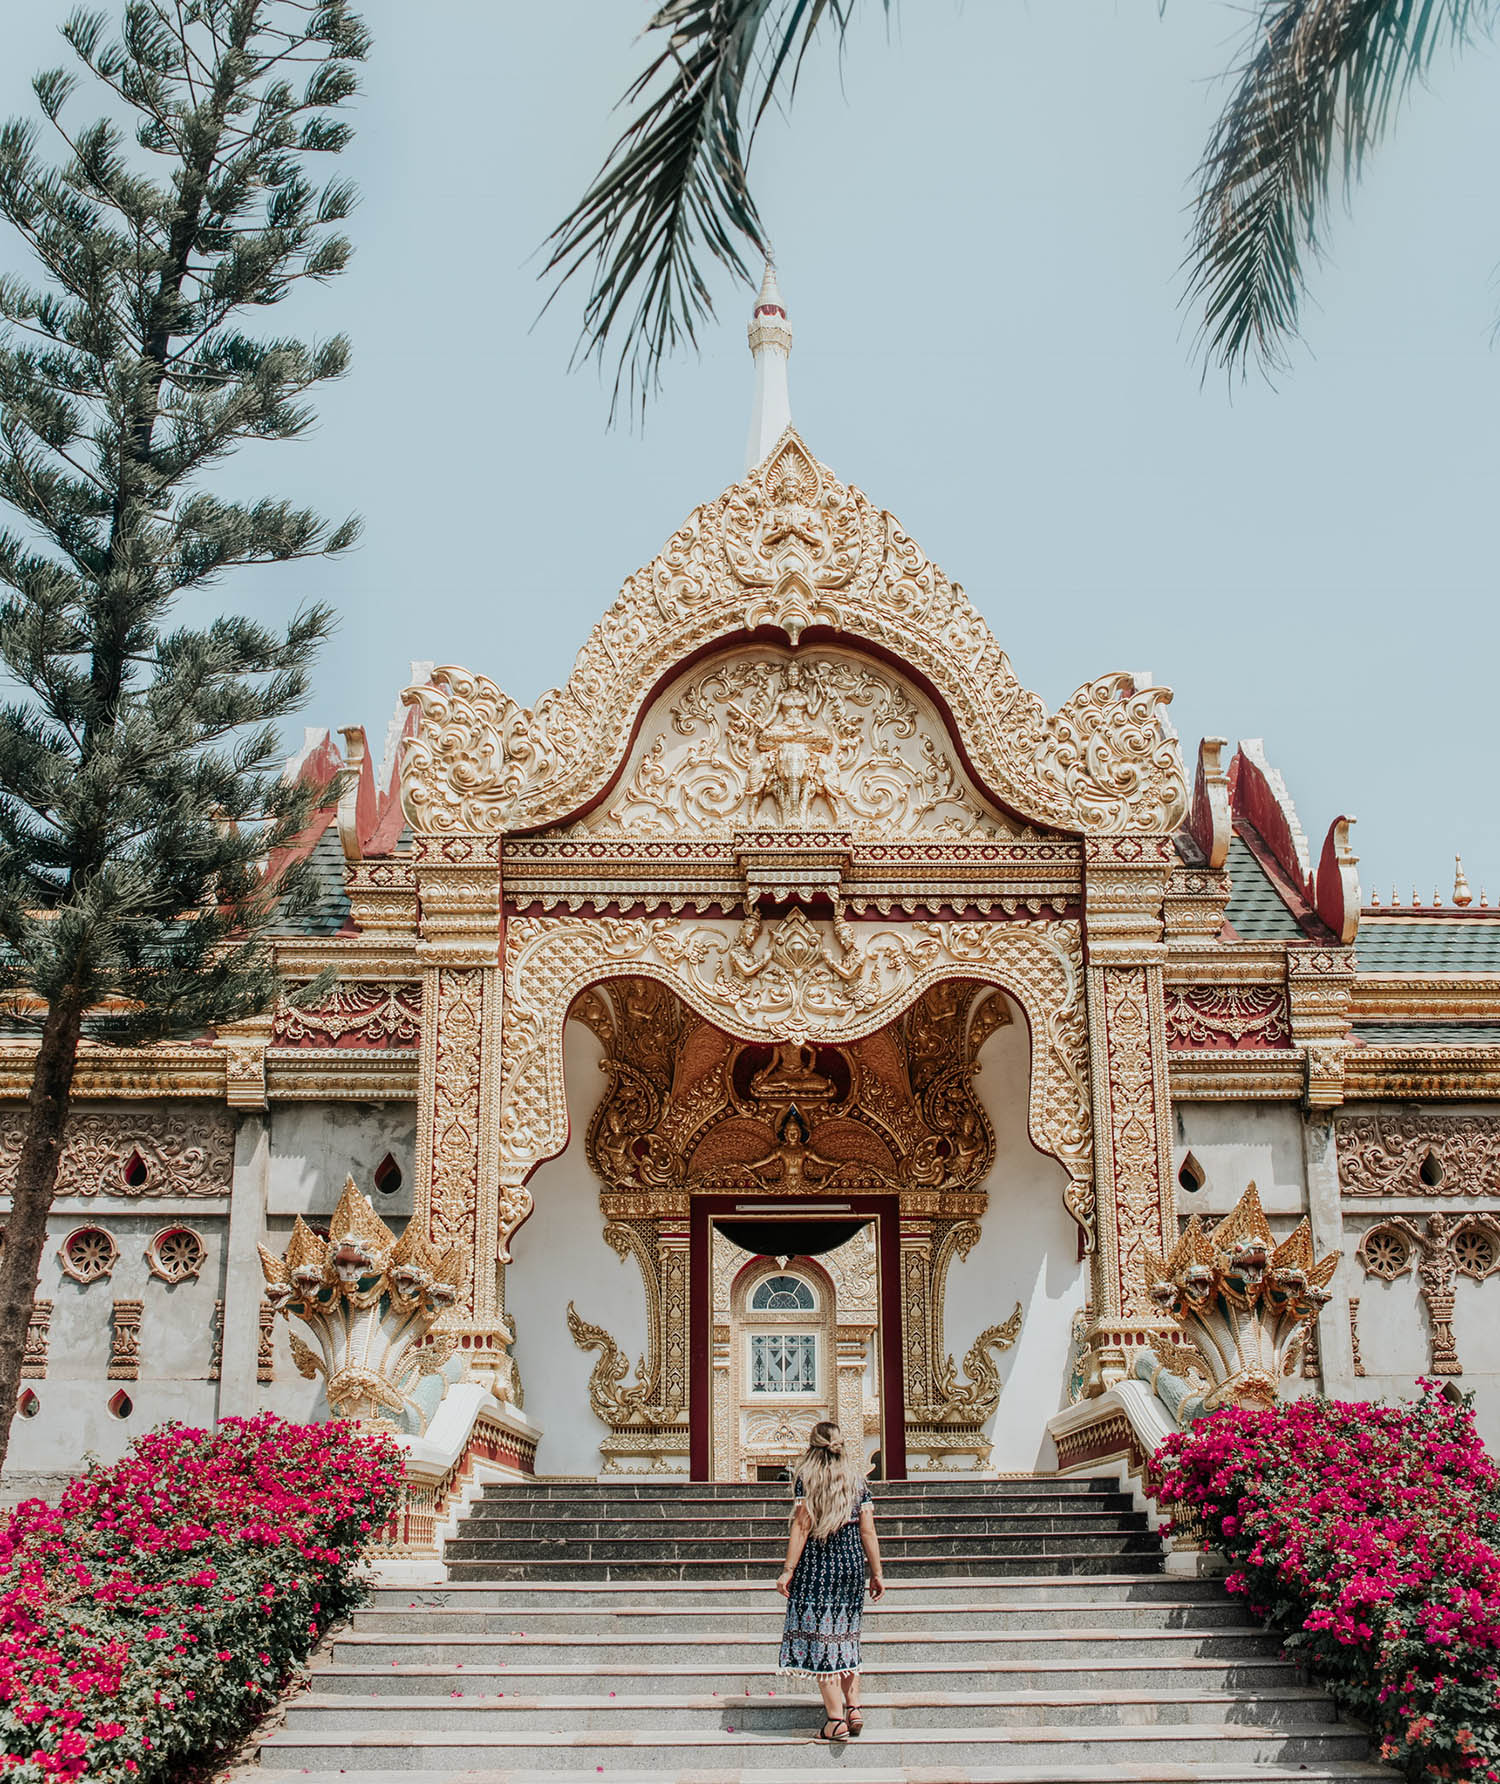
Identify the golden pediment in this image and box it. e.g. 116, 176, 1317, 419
399, 429, 1186, 838
576, 974, 1006, 1202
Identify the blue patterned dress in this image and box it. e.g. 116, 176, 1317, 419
778, 1477, 873, 1676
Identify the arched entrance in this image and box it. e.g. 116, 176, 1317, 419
399, 433, 1188, 1450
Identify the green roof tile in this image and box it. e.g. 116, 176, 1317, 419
1354, 1022, 1500, 1047
270, 823, 350, 937
1223, 836, 1305, 942
1354, 922, 1500, 973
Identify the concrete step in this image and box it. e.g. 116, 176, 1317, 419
255, 1767, 1393, 1784
443, 1550, 1170, 1580
329, 1628, 1290, 1667
443, 1532, 1162, 1561
474, 1477, 1125, 1499
350, 1599, 1254, 1634
452, 1511, 1149, 1540
281, 1686, 1336, 1733
367, 1574, 1233, 1609
312, 1657, 1305, 1696
472, 1493, 1139, 1518
255, 1719, 1375, 1770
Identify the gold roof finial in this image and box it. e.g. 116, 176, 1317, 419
1454, 855, 1474, 908
1369, 886, 1381, 909
1390, 884, 1400, 908
1411, 885, 1422, 910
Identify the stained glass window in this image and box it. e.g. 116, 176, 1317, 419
749, 1333, 817, 1394
750, 1274, 815, 1311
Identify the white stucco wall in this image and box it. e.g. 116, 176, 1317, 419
507, 1020, 647, 1477
1171, 1101, 1309, 1219
944, 1003, 1087, 1472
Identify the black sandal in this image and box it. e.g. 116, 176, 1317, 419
817, 1717, 849, 1743
845, 1708, 863, 1736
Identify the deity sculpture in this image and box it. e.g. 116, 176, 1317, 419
743, 662, 840, 826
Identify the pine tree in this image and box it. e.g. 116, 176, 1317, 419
0, 1, 368, 1470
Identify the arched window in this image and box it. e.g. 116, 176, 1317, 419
751, 1273, 816, 1312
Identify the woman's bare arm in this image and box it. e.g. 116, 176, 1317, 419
777, 1503, 811, 1596
858, 1504, 885, 1600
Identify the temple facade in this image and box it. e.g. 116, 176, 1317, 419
7, 274, 1500, 1490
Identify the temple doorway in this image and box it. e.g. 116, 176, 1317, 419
691, 1194, 906, 1480
712, 1220, 879, 1481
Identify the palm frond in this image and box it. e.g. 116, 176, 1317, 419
541, 0, 873, 422
1188, 0, 1496, 378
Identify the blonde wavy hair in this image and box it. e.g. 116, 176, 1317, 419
794, 1420, 861, 1541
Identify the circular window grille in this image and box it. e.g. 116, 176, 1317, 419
149, 1228, 206, 1284
1362, 1229, 1410, 1280
751, 1274, 816, 1312
1454, 1227, 1498, 1280
61, 1228, 117, 1284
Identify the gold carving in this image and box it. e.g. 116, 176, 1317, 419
927, 1302, 1024, 1425
1163, 984, 1290, 1048
257, 1302, 275, 1384
582, 980, 997, 1206
145, 1227, 206, 1284
401, 432, 1185, 838
0, 1106, 234, 1199
1095, 967, 1174, 1317
565, 1301, 654, 1424
572, 652, 1023, 840
274, 981, 422, 1046
1354, 1211, 1500, 1376
1337, 1110, 1500, 1198
258, 1175, 467, 1431
502, 913, 1092, 1243
1141, 1183, 1338, 1418
109, 1300, 143, 1380
426, 968, 484, 1265
58, 1226, 118, 1284
22, 1300, 51, 1379
1348, 1295, 1365, 1376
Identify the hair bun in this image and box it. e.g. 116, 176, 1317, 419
813, 1429, 843, 1456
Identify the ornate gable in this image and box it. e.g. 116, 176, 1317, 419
562, 648, 1031, 841
400, 431, 1186, 839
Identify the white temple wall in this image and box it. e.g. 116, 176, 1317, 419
945, 1008, 1086, 1473
1170, 1102, 1309, 1220
9, 1208, 229, 1472
507, 1020, 646, 1477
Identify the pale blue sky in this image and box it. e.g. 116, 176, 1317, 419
2, 3, 1497, 897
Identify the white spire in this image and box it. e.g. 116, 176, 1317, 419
745, 260, 793, 471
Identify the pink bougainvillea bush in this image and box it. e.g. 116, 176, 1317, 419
1157, 1384, 1500, 1782
0, 1413, 401, 1783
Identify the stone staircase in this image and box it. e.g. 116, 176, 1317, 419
254, 1477, 1389, 1782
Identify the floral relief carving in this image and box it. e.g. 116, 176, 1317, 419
1354, 1211, 1500, 1377
145, 1227, 206, 1284
22, 1301, 51, 1378
499, 912, 1093, 1244
273, 982, 422, 1047
401, 431, 1185, 839
570, 652, 1024, 840
58, 1227, 119, 1284
426, 969, 484, 1266
1163, 984, 1291, 1049
1097, 967, 1173, 1319
0, 1108, 233, 1199
1337, 1111, 1500, 1198
109, 1300, 142, 1380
